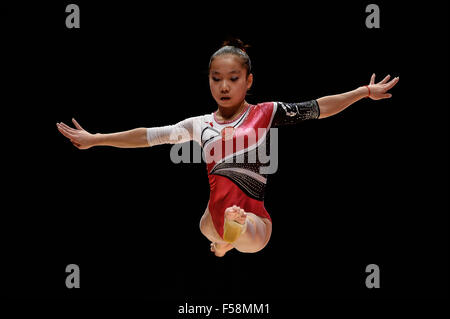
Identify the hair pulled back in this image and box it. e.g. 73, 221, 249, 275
209, 38, 252, 77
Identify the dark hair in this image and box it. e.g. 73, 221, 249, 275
209, 38, 252, 77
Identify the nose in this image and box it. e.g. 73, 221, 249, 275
220, 80, 230, 93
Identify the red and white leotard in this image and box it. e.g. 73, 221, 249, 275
146, 101, 320, 238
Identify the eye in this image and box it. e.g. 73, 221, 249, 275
212, 77, 220, 82
231, 77, 239, 81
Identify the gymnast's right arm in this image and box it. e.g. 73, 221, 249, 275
56, 117, 197, 149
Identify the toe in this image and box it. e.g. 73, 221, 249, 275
225, 207, 235, 214
225, 208, 237, 218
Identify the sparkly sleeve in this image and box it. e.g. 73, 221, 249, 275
271, 100, 320, 127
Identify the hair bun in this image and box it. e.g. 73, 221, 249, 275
222, 38, 250, 52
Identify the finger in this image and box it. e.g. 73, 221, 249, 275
384, 77, 399, 90
59, 122, 77, 132
72, 118, 84, 130
71, 141, 81, 149
380, 93, 392, 99
370, 73, 375, 85
59, 126, 80, 143
57, 124, 75, 139
379, 74, 391, 84
57, 123, 76, 135
61, 122, 78, 132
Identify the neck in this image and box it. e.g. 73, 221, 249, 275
216, 100, 248, 121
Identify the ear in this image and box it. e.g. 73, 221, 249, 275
247, 73, 254, 90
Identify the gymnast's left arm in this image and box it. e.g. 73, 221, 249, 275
316, 73, 399, 118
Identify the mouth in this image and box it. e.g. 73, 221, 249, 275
220, 97, 231, 101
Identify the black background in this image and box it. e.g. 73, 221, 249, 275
1, 0, 448, 310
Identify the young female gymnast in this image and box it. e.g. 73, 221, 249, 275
57, 39, 399, 257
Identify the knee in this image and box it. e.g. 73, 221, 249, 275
235, 244, 265, 254
199, 213, 213, 238
235, 222, 272, 253
235, 236, 268, 253
199, 215, 207, 235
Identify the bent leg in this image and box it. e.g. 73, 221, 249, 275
199, 206, 227, 244
199, 205, 272, 255
200, 206, 234, 257
232, 212, 272, 253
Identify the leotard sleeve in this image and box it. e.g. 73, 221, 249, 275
271, 100, 320, 127
146, 116, 203, 147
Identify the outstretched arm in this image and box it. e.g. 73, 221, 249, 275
57, 117, 199, 150
317, 74, 399, 118
56, 119, 148, 149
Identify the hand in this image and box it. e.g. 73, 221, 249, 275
56, 118, 96, 149
366, 73, 399, 100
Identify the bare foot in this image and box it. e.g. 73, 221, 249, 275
225, 205, 247, 224
210, 242, 234, 257
223, 205, 247, 243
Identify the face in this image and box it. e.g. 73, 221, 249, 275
209, 54, 253, 108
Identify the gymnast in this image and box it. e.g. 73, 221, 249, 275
57, 39, 399, 257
